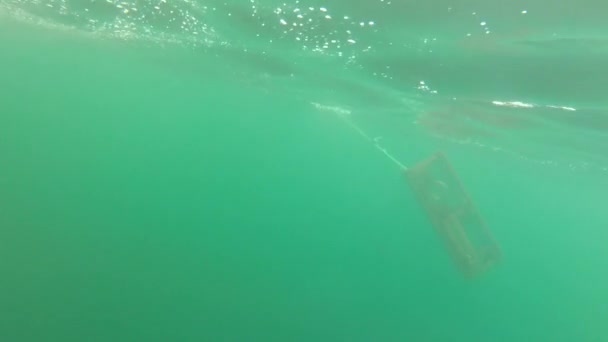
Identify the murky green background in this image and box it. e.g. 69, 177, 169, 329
1, 1, 607, 340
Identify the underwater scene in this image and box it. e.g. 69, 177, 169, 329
1, 0, 607, 340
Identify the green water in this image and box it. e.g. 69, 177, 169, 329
1, 1, 607, 341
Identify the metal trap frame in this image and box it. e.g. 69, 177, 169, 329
322, 103, 501, 278
405, 152, 501, 278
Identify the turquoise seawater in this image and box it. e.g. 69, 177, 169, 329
1, 1, 607, 341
